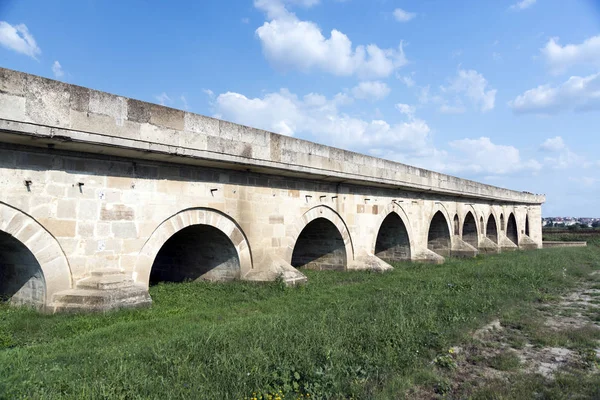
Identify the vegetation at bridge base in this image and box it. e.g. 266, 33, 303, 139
0, 239, 599, 399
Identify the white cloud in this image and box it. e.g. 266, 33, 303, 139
351, 81, 390, 101
443, 69, 497, 112
544, 148, 586, 170
509, 72, 600, 114
541, 35, 600, 74
510, 0, 536, 11
393, 8, 416, 22
203, 89, 215, 98
445, 137, 541, 175
155, 92, 172, 106
180, 95, 189, 110
398, 74, 415, 87
569, 176, 598, 188
417, 71, 496, 113
52, 61, 64, 79
0, 21, 41, 59
439, 104, 466, 114
540, 136, 565, 152
214, 88, 433, 159
537, 137, 588, 169
254, 0, 407, 78
395, 103, 416, 118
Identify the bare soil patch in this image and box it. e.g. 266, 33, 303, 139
409, 273, 600, 399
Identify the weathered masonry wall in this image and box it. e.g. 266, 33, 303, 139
0, 68, 545, 312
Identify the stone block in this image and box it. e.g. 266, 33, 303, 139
89, 90, 127, 126
78, 200, 99, 221
0, 93, 27, 122
57, 199, 77, 219
184, 112, 219, 136
112, 222, 137, 239
149, 104, 184, 130
39, 218, 76, 237
101, 204, 135, 221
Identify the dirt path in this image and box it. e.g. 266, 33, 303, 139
410, 272, 600, 398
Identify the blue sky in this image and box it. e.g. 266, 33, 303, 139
1, 0, 599, 216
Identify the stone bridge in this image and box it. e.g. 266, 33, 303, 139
0, 68, 545, 312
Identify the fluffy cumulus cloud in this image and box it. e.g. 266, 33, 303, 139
445, 137, 541, 175
254, 0, 407, 78
510, 0, 536, 11
395, 103, 416, 118
351, 81, 390, 101
444, 69, 497, 112
393, 8, 416, 22
538, 137, 588, 170
52, 61, 64, 78
214, 88, 433, 159
420, 69, 496, 113
541, 35, 600, 74
0, 21, 41, 59
509, 72, 600, 114
540, 136, 566, 152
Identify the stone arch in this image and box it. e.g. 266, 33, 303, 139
462, 211, 478, 248
506, 212, 519, 245
373, 203, 413, 263
286, 205, 353, 271
0, 202, 72, 307
486, 213, 499, 244
453, 214, 460, 236
134, 208, 252, 287
428, 208, 453, 257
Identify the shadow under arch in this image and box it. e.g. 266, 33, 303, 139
427, 205, 453, 257
372, 203, 414, 263
462, 211, 478, 248
285, 205, 354, 271
0, 202, 72, 308
486, 213, 499, 244
506, 212, 519, 245
134, 208, 253, 288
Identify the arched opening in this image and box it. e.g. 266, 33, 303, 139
0, 230, 46, 308
150, 225, 240, 285
291, 218, 347, 271
486, 215, 498, 244
480, 216, 484, 236
506, 213, 519, 245
525, 215, 530, 236
463, 212, 478, 248
375, 213, 411, 263
428, 211, 452, 257
500, 214, 505, 231
453, 214, 460, 236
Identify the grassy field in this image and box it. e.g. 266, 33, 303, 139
0, 237, 599, 399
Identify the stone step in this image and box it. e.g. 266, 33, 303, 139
77, 274, 135, 290
91, 269, 126, 277
49, 284, 151, 313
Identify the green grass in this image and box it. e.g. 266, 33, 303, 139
485, 352, 522, 371
1, 243, 599, 399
